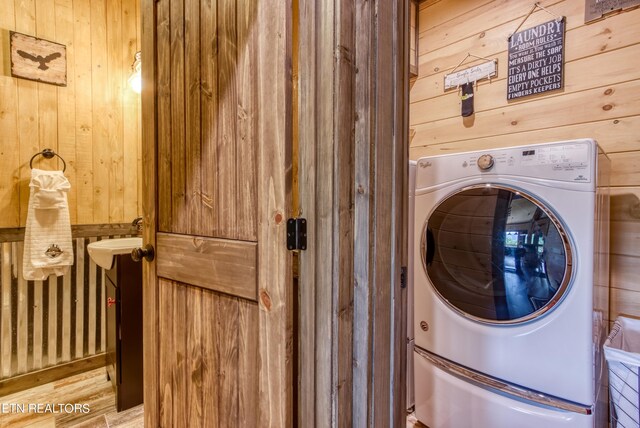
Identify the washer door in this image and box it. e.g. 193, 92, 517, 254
421, 185, 573, 324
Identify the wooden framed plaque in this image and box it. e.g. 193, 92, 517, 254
10, 31, 67, 86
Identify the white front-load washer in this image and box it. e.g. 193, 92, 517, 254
412, 139, 610, 428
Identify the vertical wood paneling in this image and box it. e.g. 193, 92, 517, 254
134, 0, 143, 221
236, 0, 258, 241
156, 0, 172, 233
201, 287, 220, 427
373, 1, 397, 424
35, 0, 60, 170
107, 0, 125, 223
91, 0, 110, 225
158, 280, 174, 428
141, 0, 158, 424
55, 0, 78, 225
74, 0, 95, 225
0, 75, 20, 228
313, 0, 336, 424
0, 0, 141, 227
171, 282, 187, 428
156, 281, 261, 426
0, 0, 19, 230
122, 0, 139, 222
170, 0, 187, 235
237, 300, 258, 427
15, 0, 39, 227
297, 0, 318, 423
185, 285, 202, 427
409, 0, 417, 77
334, 0, 356, 426
353, 0, 372, 424
217, 0, 238, 239
297, 0, 407, 424
217, 294, 240, 427
185, 0, 201, 235
156, 0, 261, 240
255, 0, 293, 424
200, 0, 219, 236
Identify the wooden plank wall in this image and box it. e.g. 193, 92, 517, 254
297, 0, 408, 425
0, 0, 141, 228
0, 231, 135, 383
410, 0, 640, 324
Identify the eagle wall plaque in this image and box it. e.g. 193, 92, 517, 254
10, 31, 67, 86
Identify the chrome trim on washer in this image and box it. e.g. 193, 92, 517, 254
419, 183, 574, 325
414, 346, 592, 415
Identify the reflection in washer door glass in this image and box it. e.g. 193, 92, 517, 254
424, 187, 568, 322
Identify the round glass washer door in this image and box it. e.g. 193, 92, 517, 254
421, 184, 573, 324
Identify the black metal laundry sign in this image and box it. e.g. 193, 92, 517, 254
507, 18, 565, 100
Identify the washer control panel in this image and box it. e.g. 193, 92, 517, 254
415, 139, 597, 189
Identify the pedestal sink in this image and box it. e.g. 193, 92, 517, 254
87, 237, 143, 270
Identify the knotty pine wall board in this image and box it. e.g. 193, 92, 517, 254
411, 44, 640, 124
410, 0, 640, 323
0, 0, 141, 227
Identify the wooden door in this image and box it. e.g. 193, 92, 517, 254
141, 0, 292, 427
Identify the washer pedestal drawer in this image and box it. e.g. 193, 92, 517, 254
414, 349, 595, 428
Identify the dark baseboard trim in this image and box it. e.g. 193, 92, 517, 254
0, 353, 107, 397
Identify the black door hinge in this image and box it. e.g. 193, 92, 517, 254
400, 266, 407, 289
287, 218, 307, 251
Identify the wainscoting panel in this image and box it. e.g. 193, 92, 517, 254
0, 225, 137, 383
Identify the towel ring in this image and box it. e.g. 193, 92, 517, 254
29, 149, 67, 172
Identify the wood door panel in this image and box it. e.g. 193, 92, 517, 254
158, 280, 259, 427
185, 0, 203, 237
185, 282, 203, 427
217, 0, 239, 239
169, 0, 187, 235
213, 292, 239, 427
200, 0, 219, 239
158, 279, 175, 428
156, 232, 257, 301
156, 0, 258, 240
236, 0, 258, 242
237, 298, 259, 427
156, 0, 172, 233
146, 0, 290, 425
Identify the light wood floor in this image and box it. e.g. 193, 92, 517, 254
0, 367, 143, 428
1, 367, 422, 427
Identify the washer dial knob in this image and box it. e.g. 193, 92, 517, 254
477, 154, 494, 170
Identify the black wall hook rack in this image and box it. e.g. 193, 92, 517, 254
29, 149, 67, 172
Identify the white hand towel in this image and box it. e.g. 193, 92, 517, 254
23, 168, 74, 280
